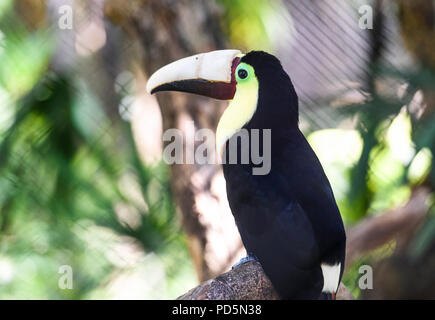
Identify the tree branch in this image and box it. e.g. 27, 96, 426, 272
177, 261, 279, 300
345, 188, 430, 268
177, 260, 353, 300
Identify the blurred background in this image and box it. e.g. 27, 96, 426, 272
0, 0, 434, 299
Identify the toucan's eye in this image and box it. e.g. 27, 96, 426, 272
237, 68, 248, 79
235, 63, 253, 82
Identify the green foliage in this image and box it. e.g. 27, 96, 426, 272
308, 60, 435, 295
217, 0, 287, 51
0, 7, 194, 299
311, 64, 435, 225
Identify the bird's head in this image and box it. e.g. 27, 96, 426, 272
146, 50, 299, 152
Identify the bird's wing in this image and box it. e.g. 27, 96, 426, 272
276, 132, 346, 278
227, 168, 323, 299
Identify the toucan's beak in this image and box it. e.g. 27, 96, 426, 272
146, 49, 242, 100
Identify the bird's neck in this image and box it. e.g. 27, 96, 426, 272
216, 79, 259, 158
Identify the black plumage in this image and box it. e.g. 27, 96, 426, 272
222, 51, 346, 299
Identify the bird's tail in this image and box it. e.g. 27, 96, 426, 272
318, 292, 336, 300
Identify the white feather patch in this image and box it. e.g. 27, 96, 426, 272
321, 263, 341, 293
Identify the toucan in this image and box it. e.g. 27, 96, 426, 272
146, 50, 346, 299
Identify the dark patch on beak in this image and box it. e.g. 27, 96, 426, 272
151, 79, 236, 100
151, 56, 241, 101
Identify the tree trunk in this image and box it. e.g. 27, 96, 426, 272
105, 0, 245, 282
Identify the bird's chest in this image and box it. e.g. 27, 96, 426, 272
223, 164, 286, 235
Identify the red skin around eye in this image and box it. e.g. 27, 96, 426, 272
231, 57, 241, 86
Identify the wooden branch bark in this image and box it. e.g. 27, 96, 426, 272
177, 260, 354, 300
177, 261, 279, 300
177, 188, 430, 300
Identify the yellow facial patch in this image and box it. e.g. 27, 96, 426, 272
216, 62, 259, 157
